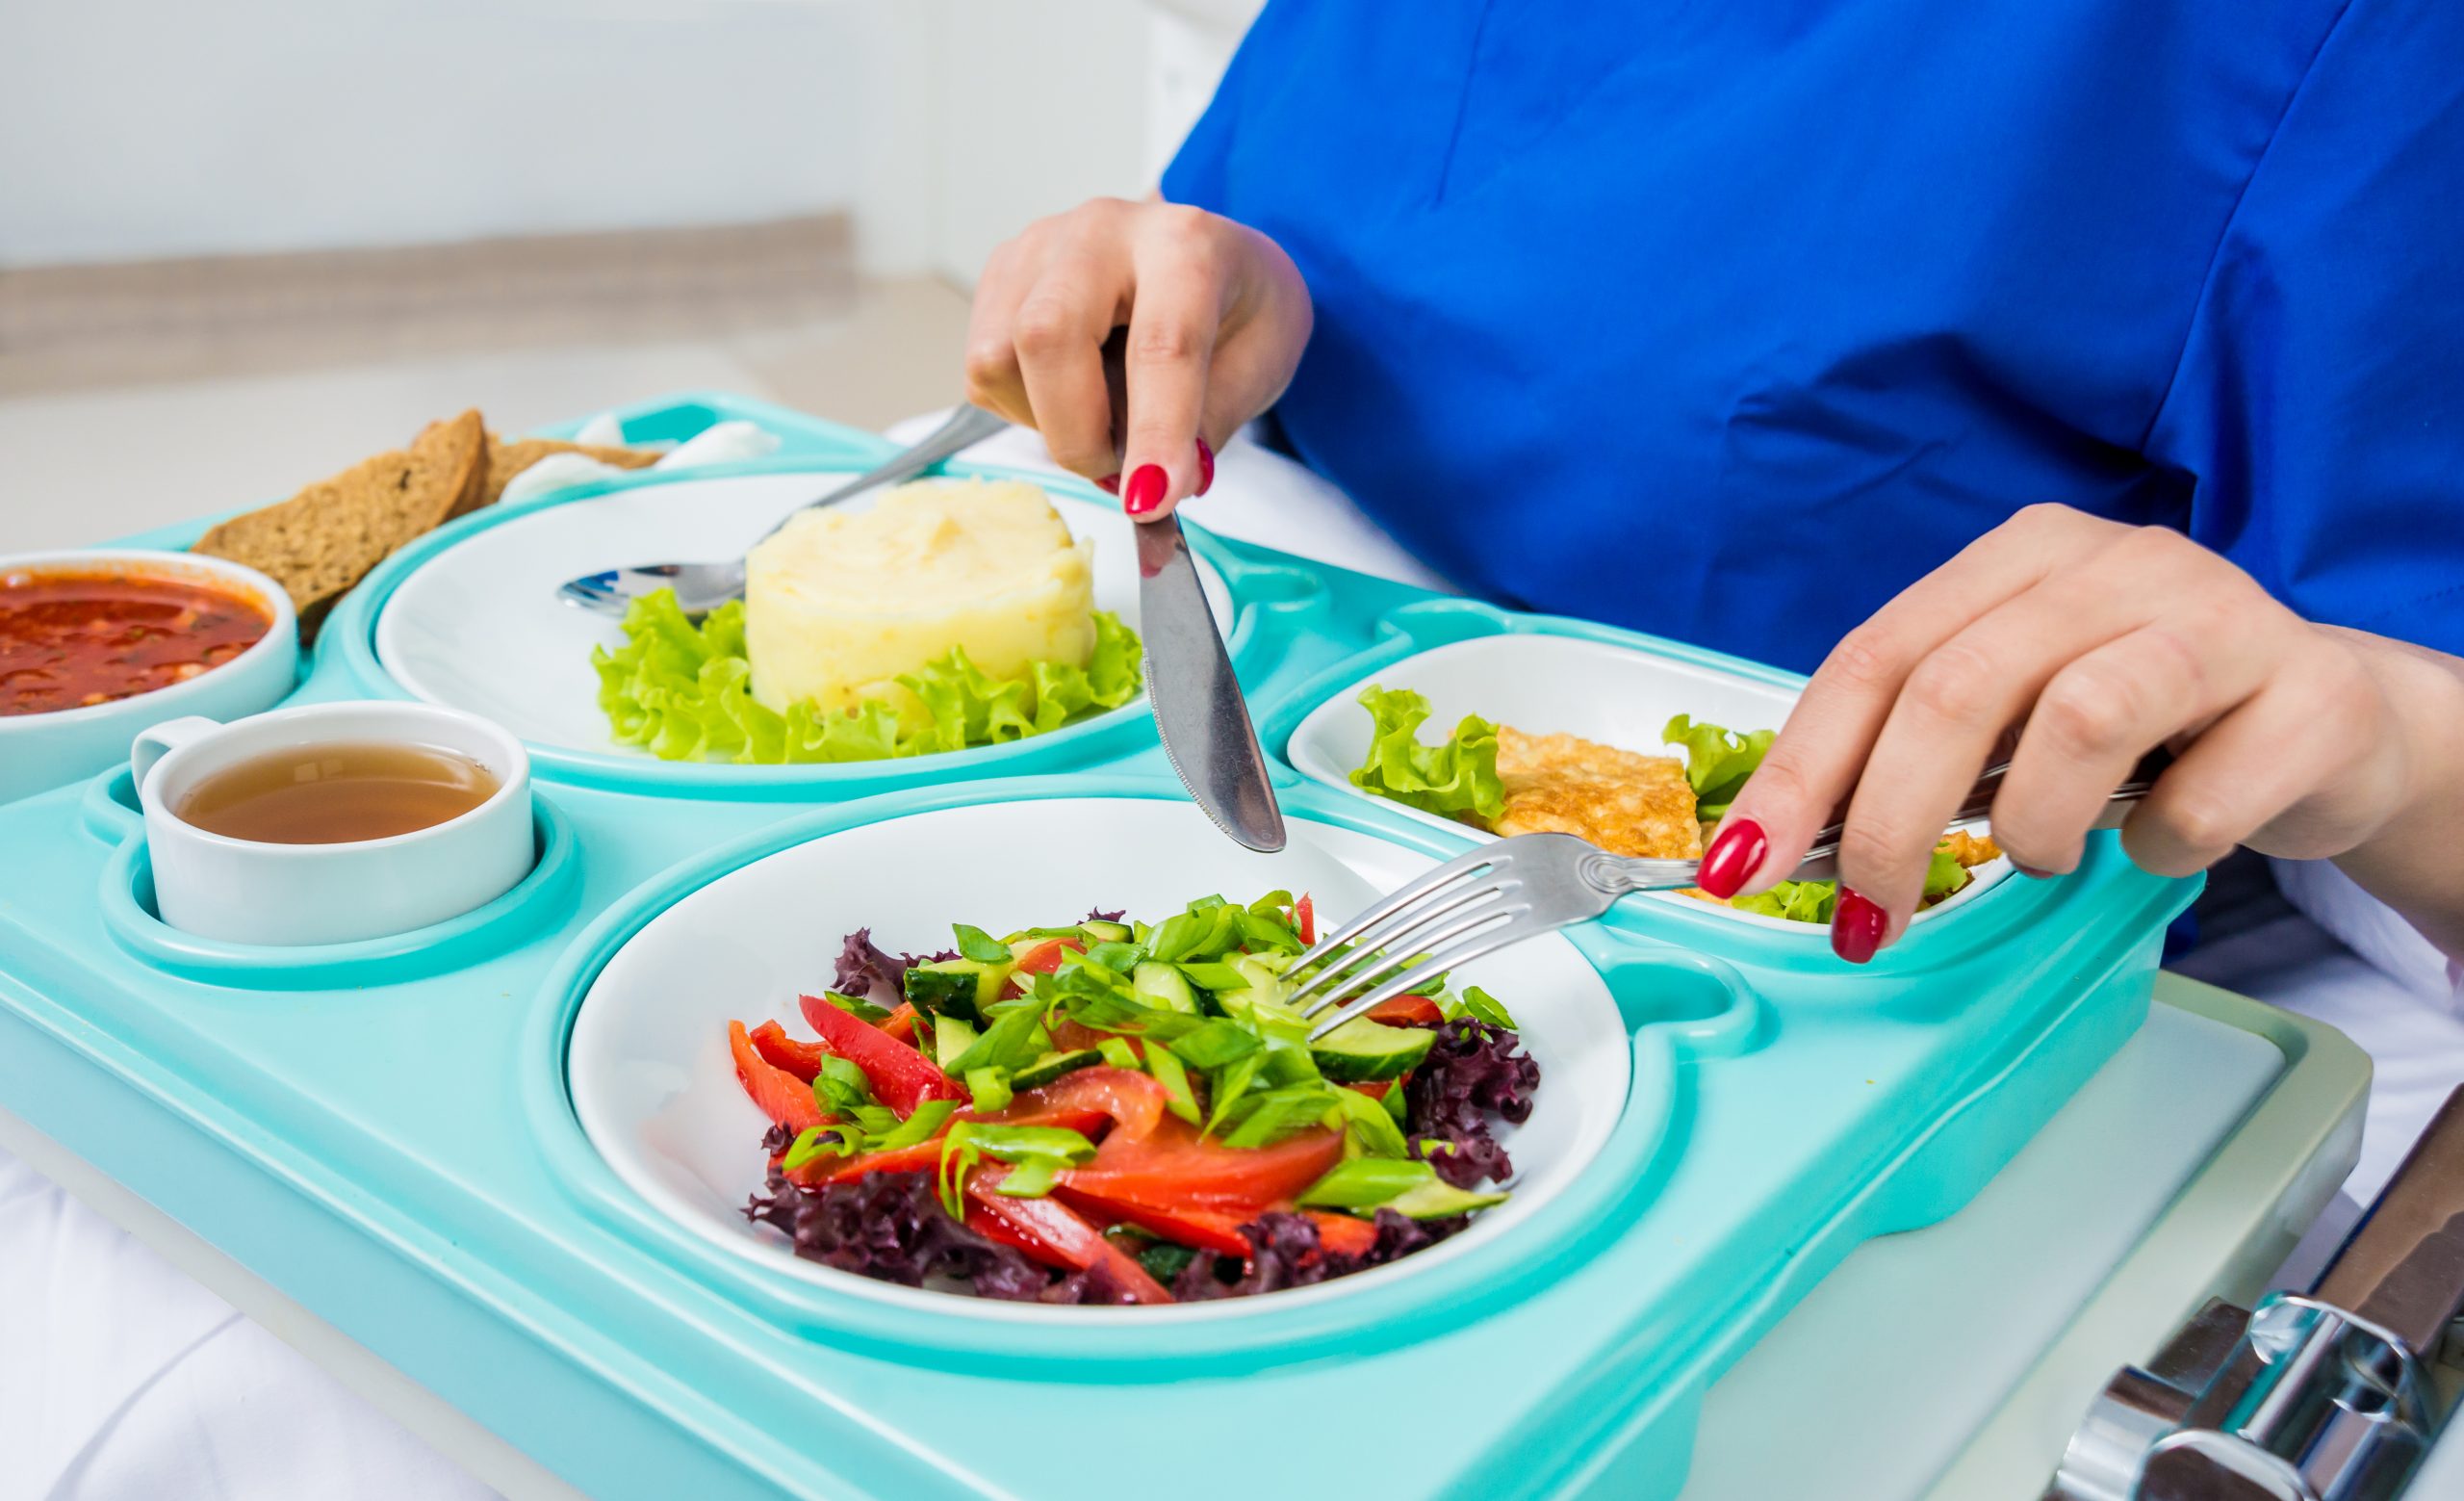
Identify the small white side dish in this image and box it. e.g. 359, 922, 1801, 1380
1286, 634, 2010, 932
375, 471, 1235, 757
567, 796, 1630, 1320
133, 701, 533, 945
0, 550, 297, 805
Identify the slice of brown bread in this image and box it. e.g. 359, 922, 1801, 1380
472, 434, 660, 513
194, 409, 486, 632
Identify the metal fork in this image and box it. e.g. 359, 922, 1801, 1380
555, 402, 1010, 618
1288, 751, 2171, 1040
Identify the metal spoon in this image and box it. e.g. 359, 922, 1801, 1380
554, 402, 1009, 618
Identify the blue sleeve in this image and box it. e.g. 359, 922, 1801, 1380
2143, 0, 2464, 657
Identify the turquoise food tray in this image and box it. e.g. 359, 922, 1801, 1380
0, 394, 2199, 1500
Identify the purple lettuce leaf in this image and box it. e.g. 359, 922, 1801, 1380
833, 926, 959, 1009
1170, 1209, 1468, 1301
1402, 1020, 1540, 1188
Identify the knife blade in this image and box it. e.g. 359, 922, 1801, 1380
1104, 330, 1286, 852
1134, 514, 1287, 851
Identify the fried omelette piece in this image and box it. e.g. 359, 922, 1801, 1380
1489, 727, 1703, 859
1938, 829, 2002, 868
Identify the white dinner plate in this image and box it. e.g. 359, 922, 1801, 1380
374, 471, 1233, 757
566, 796, 1630, 1321
1286, 634, 2012, 932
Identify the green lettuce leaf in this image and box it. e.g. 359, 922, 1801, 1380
1723, 842, 1974, 925
1348, 686, 1506, 822
1661, 714, 1776, 821
590, 589, 1143, 763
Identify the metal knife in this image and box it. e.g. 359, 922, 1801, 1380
1105, 333, 1287, 852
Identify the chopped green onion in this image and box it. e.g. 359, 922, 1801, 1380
1297, 1155, 1508, 1220
812, 990, 890, 1023
811, 1054, 877, 1116
1204, 1051, 1264, 1136
952, 923, 1012, 963
1137, 1242, 1199, 1281
964, 1067, 1014, 1113
994, 1155, 1065, 1198
1169, 1019, 1262, 1071
1221, 1084, 1342, 1149
1142, 1041, 1203, 1126
1332, 1086, 1411, 1158
1458, 985, 1518, 1029
1176, 960, 1248, 992
1094, 1036, 1141, 1071
782, 1125, 858, 1173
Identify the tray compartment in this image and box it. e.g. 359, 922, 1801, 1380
531, 776, 1767, 1373
91, 771, 583, 989
1270, 598, 2014, 938
325, 454, 1302, 802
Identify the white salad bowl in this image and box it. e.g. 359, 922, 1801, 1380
1286, 634, 2012, 934
0, 549, 298, 806
566, 795, 1630, 1322
375, 470, 1235, 758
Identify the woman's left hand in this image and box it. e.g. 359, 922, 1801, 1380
1696, 504, 2464, 963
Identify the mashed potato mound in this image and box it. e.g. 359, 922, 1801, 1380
744, 478, 1096, 713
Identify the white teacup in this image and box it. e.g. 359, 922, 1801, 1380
132, 702, 533, 946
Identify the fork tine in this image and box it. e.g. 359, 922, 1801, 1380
1295, 895, 1527, 1020
1285, 873, 1514, 1009
1287, 846, 1502, 974
1305, 921, 1539, 1041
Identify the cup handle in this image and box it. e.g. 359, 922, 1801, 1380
131, 716, 222, 795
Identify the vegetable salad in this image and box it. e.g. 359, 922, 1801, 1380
732, 893, 1540, 1305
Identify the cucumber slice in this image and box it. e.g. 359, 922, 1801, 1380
1132, 961, 1201, 1016
1310, 1015, 1434, 1082
1012, 1048, 1103, 1090
934, 1015, 981, 1073
1080, 919, 1132, 945
904, 957, 1013, 1022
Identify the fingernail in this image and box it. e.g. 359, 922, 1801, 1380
1122, 464, 1168, 517
1831, 887, 1887, 965
1194, 437, 1216, 497
1095, 474, 1120, 496
1695, 818, 1767, 899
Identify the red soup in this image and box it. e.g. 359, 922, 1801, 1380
0, 570, 274, 716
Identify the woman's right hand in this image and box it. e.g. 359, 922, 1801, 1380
963, 196, 1313, 520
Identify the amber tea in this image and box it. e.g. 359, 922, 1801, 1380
174, 741, 499, 844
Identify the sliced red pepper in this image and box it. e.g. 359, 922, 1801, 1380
1296, 893, 1315, 946
1346, 1077, 1396, 1101
729, 1020, 829, 1133
1056, 1185, 1254, 1257
749, 1020, 829, 1083
799, 993, 965, 1115
964, 1167, 1172, 1304
1062, 1119, 1344, 1213
963, 1204, 1073, 1268
1014, 937, 1084, 976
1367, 995, 1445, 1027
1305, 1210, 1380, 1260
879, 1002, 919, 1044
1012, 1066, 1167, 1143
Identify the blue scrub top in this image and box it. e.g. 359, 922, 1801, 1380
1163, 0, 2464, 675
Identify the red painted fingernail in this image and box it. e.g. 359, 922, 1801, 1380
1095, 474, 1120, 496
1831, 887, 1887, 965
1122, 464, 1168, 517
1695, 819, 1767, 899
1194, 437, 1216, 497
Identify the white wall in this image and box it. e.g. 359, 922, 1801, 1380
0, 0, 1259, 277
0, 0, 869, 267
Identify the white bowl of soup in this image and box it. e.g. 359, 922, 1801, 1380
0, 550, 298, 806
